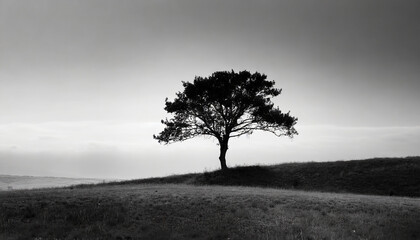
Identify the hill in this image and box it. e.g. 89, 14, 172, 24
1, 157, 419, 239
1, 184, 419, 239
122, 157, 420, 197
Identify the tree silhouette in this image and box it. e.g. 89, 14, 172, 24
154, 70, 298, 170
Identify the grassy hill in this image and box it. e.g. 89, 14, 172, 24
121, 157, 420, 197
1, 157, 419, 239
1, 184, 419, 240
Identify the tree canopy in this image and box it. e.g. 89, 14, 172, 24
154, 70, 298, 170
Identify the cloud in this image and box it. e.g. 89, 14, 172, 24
0, 121, 161, 153
0, 122, 419, 178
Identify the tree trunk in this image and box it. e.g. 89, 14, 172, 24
219, 138, 229, 170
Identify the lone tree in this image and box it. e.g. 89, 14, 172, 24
154, 70, 298, 170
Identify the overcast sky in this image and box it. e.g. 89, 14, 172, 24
1, 0, 419, 179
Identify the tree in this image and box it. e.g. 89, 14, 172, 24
154, 70, 298, 170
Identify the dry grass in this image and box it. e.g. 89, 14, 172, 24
124, 157, 420, 197
1, 184, 419, 239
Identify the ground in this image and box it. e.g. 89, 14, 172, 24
1, 184, 419, 240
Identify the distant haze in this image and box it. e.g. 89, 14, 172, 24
1, 0, 419, 179
0, 174, 106, 190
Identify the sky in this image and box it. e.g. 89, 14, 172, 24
1, 0, 419, 179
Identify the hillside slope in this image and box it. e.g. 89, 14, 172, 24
1, 184, 419, 239
125, 157, 420, 197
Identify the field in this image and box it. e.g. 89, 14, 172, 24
124, 157, 420, 197
1, 184, 419, 240
1, 157, 420, 239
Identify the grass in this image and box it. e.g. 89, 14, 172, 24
118, 157, 420, 197
1, 157, 419, 239
1, 184, 420, 240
